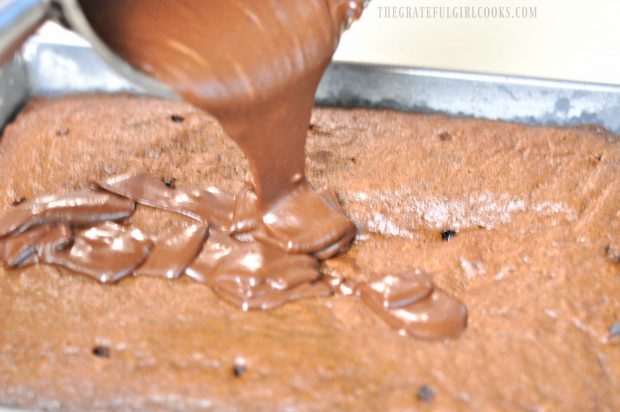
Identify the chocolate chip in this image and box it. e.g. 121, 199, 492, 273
92, 345, 110, 358
589, 153, 603, 165
349, 157, 356, 163
308, 123, 315, 130
11, 197, 26, 206
416, 385, 435, 402
162, 177, 176, 189
232, 363, 247, 377
56, 127, 69, 137
170, 114, 184, 123
610, 323, 620, 338
441, 229, 457, 241
605, 245, 620, 263
439, 131, 452, 141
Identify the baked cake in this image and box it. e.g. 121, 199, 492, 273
0, 94, 619, 411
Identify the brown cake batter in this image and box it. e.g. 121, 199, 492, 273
0, 95, 618, 410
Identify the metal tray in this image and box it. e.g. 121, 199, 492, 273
2, 29, 620, 134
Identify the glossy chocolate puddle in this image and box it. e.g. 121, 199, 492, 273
79, 0, 359, 260
0, 173, 467, 340
61, 1, 463, 339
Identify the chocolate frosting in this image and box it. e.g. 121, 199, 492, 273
5, 93, 620, 409
0, 189, 135, 237
253, 184, 356, 257
185, 229, 326, 311
0, 225, 62, 268
358, 271, 467, 339
79, 0, 358, 258
33, 225, 74, 263
0, 0, 467, 340
136, 224, 209, 279
97, 172, 354, 260
359, 270, 435, 310
0, 173, 467, 339
96, 173, 233, 229
39, 222, 152, 283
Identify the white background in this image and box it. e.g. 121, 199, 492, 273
334, 0, 620, 85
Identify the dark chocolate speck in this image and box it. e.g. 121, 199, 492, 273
605, 245, 620, 263
439, 131, 452, 141
11, 197, 26, 206
416, 385, 435, 402
170, 114, 184, 123
56, 127, 69, 137
589, 153, 603, 165
441, 229, 457, 241
232, 363, 247, 377
162, 177, 177, 189
92, 345, 110, 358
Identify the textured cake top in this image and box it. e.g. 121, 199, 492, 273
0, 95, 619, 411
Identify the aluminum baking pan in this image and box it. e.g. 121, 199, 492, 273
2, 30, 620, 135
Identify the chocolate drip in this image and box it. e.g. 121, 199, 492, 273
79, 0, 359, 257
34, 225, 74, 263
0, 0, 466, 341
136, 224, 209, 279
97, 173, 352, 260
214, 278, 334, 312
185, 229, 325, 311
253, 185, 356, 258
0, 189, 135, 237
360, 271, 435, 309
39, 222, 152, 283
0, 224, 73, 269
0, 174, 467, 340
229, 186, 259, 235
358, 271, 467, 340
96, 173, 234, 229
0, 225, 65, 268
2, 0, 469, 339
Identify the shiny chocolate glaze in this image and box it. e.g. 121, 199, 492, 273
357, 271, 467, 339
79, 0, 358, 255
0, 189, 134, 237
0, 174, 467, 339
0, 0, 466, 340
39, 222, 152, 283
96, 172, 234, 230
136, 224, 209, 279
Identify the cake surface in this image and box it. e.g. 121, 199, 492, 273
0, 94, 619, 411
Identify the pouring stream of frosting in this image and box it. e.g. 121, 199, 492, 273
0, 1, 468, 340
78, 0, 362, 256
